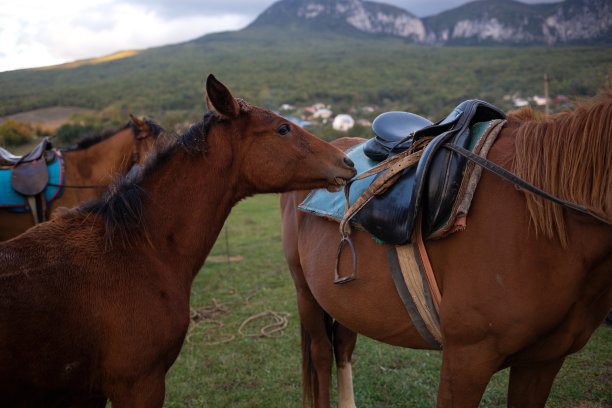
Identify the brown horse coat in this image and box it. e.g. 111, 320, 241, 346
0, 75, 356, 407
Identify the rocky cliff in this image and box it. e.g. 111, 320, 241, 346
249, 0, 612, 45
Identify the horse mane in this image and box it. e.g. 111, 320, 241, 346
513, 91, 612, 246
506, 106, 539, 126
61, 118, 164, 152
61, 123, 131, 152
77, 110, 223, 248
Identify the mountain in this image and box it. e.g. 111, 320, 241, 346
250, 0, 612, 45
0, 0, 610, 125
249, 0, 426, 42
424, 0, 612, 45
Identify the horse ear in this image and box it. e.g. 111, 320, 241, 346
206, 74, 239, 118
129, 114, 149, 133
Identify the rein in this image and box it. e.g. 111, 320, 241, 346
47, 182, 106, 190
444, 143, 612, 227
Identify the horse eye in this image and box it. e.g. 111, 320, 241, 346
278, 124, 291, 136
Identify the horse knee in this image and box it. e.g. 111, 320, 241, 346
333, 322, 357, 367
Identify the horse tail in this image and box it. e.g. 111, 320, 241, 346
300, 313, 334, 408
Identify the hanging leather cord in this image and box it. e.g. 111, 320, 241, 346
443, 143, 612, 227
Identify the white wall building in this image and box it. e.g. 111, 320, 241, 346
332, 114, 355, 131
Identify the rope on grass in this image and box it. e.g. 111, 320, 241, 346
238, 310, 290, 338
186, 285, 291, 346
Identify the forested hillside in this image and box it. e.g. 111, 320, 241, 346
0, 24, 610, 133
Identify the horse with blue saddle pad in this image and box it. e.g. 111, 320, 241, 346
282, 94, 612, 407
1, 137, 63, 225
0, 116, 163, 240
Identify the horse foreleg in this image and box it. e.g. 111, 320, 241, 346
507, 358, 565, 408
437, 343, 502, 407
333, 322, 357, 408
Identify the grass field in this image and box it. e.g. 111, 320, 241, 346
162, 194, 611, 407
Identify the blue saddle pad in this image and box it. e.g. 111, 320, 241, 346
298, 142, 375, 227
0, 149, 65, 212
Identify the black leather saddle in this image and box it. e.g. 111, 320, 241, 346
356, 100, 506, 244
1, 137, 55, 196
364, 111, 433, 161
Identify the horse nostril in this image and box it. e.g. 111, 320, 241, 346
343, 157, 355, 168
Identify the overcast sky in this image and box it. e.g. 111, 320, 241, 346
1, 0, 562, 72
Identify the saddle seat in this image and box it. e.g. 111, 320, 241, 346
0, 137, 54, 166
363, 111, 433, 161
1, 137, 55, 197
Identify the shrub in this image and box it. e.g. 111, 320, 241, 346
0, 120, 35, 147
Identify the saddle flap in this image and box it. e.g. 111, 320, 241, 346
416, 101, 506, 236
10, 158, 49, 196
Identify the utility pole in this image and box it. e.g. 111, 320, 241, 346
544, 72, 550, 116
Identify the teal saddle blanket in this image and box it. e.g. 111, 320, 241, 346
298, 141, 376, 227
0, 149, 65, 211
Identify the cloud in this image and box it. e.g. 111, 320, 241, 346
0, 0, 566, 72
0, 0, 252, 72
126, 0, 275, 18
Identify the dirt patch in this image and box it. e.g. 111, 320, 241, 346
0, 107, 94, 131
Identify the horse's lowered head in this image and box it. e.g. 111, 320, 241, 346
205, 74, 356, 194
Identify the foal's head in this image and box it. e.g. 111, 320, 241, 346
128, 115, 165, 165
205, 74, 356, 194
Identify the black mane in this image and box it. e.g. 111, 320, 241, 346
61, 123, 131, 152
61, 118, 165, 152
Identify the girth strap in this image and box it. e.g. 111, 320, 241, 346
26, 194, 47, 224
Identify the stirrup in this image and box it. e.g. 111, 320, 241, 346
334, 235, 357, 284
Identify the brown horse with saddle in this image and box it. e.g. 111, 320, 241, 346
0, 115, 162, 240
281, 93, 612, 407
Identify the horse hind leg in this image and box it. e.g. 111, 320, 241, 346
332, 321, 357, 408
507, 358, 565, 408
296, 288, 334, 408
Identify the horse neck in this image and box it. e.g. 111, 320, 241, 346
62, 128, 137, 185
138, 140, 244, 281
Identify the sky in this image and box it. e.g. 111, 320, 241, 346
1, 0, 562, 73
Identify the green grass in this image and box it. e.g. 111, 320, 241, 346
162, 194, 612, 407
